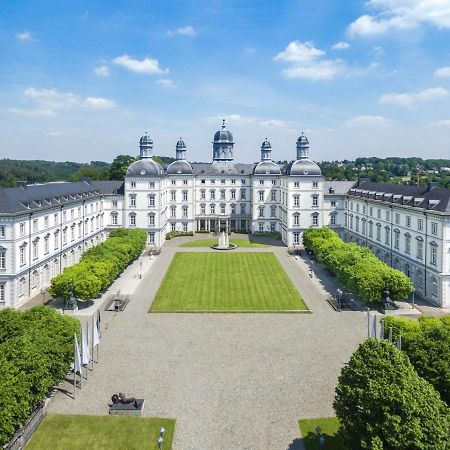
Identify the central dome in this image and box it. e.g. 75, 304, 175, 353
213, 119, 234, 143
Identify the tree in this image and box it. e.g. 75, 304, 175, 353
109, 154, 137, 180
334, 339, 450, 450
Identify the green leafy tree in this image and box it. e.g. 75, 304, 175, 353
109, 154, 137, 180
334, 339, 450, 450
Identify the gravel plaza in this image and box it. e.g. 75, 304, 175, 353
47, 236, 368, 450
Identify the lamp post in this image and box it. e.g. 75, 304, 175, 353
157, 427, 165, 450
336, 288, 343, 311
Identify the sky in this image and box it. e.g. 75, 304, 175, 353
1, 0, 450, 163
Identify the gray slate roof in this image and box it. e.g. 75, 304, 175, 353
191, 162, 255, 176
0, 180, 124, 214
325, 180, 357, 194
350, 180, 450, 213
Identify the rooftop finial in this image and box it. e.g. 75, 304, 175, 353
222, 118, 226, 129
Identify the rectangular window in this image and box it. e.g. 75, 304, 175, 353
20, 247, 25, 265
377, 209, 381, 219
63, 229, 67, 245
270, 222, 276, 232
417, 218, 423, 231
368, 222, 373, 238
356, 204, 360, 213
220, 204, 226, 214
376, 225, 381, 241
148, 232, 155, 244
44, 237, 49, 254
431, 222, 438, 236
183, 223, 188, 232
210, 204, 215, 214
182, 207, 188, 218
312, 181, 318, 188
231, 190, 236, 200
54, 233, 59, 250
182, 191, 188, 202
129, 215, 136, 226
240, 204, 246, 215
20, 222, 25, 235
112, 201, 118, 208
33, 242, 38, 260
148, 195, 155, 207
330, 201, 336, 207
171, 207, 176, 218
221, 179, 226, 184
294, 214, 300, 226
63, 211, 67, 222
241, 179, 246, 185
211, 179, 215, 184
171, 191, 176, 201
0, 225, 4, 237
220, 190, 226, 200
130, 195, 136, 207
0, 250, 5, 269
240, 189, 246, 200
312, 214, 318, 226
171, 223, 176, 231
431, 247, 437, 266
210, 190, 216, 200
385, 228, 390, 245
270, 206, 276, 218
259, 207, 264, 217
231, 179, 236, 184
259, 222, 264, 232
259, 191, 264, 202
369, 206, 373, 217
394, 233, 399, 249
171, 180, 176, 185
201, 190, 206, 199
312, 196, 318, 207
405, 236, 411, 254
294, 196, 300, 207
148, 214, 155, 226
417, 241, 423, 259
330, 215, 336, 225
293, 232, 300, 244
0, 284, 4, 303
200, 204, 206, 214
149, 182, 155, 188
294, 182, 299, 188
183, 180, 188, 185
406, 216, 411, 227
259, 179, 264, 185
130, 181, 136, 188
395, 213, 400, 224
231, 204, 236, 214
271, 191, 276, 201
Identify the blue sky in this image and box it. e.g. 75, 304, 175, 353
1, 0, 450, 163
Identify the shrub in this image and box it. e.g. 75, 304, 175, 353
303, 227, 412, 302
49, 228, 146, 301
165, 231, 194, 240
252, 231, 281, 240
0, 307, 79, 445
334, 339, 450, 449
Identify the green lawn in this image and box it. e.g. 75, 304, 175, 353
181, 239, 268, 248
150, 252, 308, 312
26, 414, 175, 450
299, 417, 345, 450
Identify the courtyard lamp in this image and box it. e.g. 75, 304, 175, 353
315, 426, 325, 449
157, 435, 163, 450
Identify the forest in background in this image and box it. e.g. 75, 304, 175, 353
1, 155, 449, 188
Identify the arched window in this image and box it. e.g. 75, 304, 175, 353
32, 270, 39, 289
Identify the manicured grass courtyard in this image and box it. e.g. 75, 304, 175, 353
298, 417, 345, 450
181, 238, 268, 248
150, 252, 308, 312
26, 414, 175, 450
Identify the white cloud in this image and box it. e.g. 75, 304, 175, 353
16, 31, 35, 41
83, 97, 115, 108
435, 66, 450, 77
94, 65, 110, 77
21, 87, 116, 115
428, 119, 450, 127
348, 0, 450, 37
345, 115, 389, 128
166, 25, 196, 37
156, 79, 175, 88
379, 87, 448, 108
113, 54, 168, 75
10, 108, 55, 117
373, 46, 385, 55
205, 114, 292, 130
46, 131, 62, 137
332, 41, 350, 50
274, 41, 344, 80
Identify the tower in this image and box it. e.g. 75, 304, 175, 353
296, 132, 309, 160
212, 119, 234, 162
175, 138, 187, 160
260, 138, 272, 161
139, 132, 153, 159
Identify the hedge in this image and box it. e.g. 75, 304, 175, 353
0, 306, 79, 445
165, 231, 194, 240
303, 227, 412, 302
49, 228, 147, 301
383, 315, 450, 405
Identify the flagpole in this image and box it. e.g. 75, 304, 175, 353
73, 336, 76, 399
85, 324, 88, 380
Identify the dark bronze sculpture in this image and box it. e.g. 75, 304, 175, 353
111, 393, 137, 407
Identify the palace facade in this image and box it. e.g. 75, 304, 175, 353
1, 122, 449, 308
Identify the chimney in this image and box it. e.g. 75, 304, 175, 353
427, 181, 438, 191
16, 181, 27, 189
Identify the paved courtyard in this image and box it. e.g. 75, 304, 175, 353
47, 236, 367, 450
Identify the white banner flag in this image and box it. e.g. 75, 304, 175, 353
81, 325, 90, 365
379, 319, 384, 340
74, 334, 82, 374
371, 314, 377, 338
93, 315, 100, 347
396, 334, 402, 351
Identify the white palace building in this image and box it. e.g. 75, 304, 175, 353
1, 121, 449, 309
